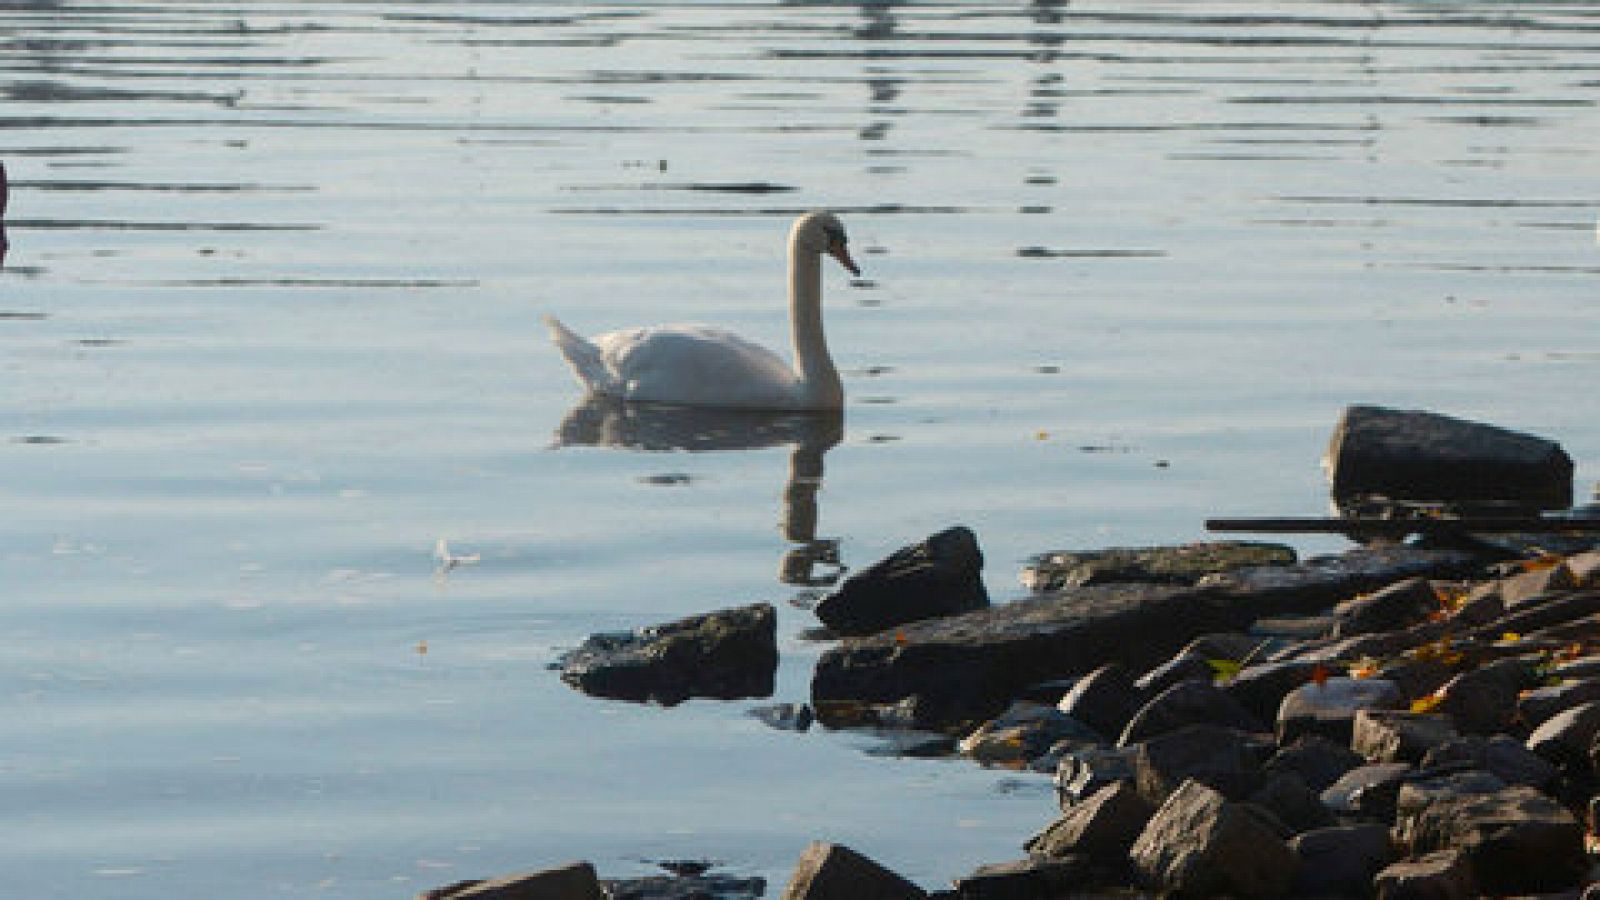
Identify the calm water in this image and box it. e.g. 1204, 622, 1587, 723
2, 1, 1597, 895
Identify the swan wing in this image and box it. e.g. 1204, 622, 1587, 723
596, 324, 802, 408
544, 315, 624, 395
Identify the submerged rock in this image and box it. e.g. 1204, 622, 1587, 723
813, 526, 988, 637
1021, 541, 1295, 592
558, 603, 777, 706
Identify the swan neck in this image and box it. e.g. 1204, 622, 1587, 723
789, 241, 842, 407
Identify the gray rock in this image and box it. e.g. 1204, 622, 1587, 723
1518, 677, 1600, 728
1132, 723, 1262, 806
1248, 771, 1336, 835
419, 862, 605, 900
1265, 734, 1365, 795
1325, 404, 1573, 511
779, 842, 926, 900
1320, 762, 1414, 821
1119, 679, 1265, 746
1276, 676, 1405, 746
1433, 668, 1519, 735
558, 603, 777, 706
1373, 849, 1477, 900
1027, 780, 1154, 863
1021, 541, 1295, 592
604, 874, 765, 899
1129, 779, 1297, 898
813, 526, 988, 637
1526, 700, 1600, 774
1393, 770, 1508, 846
958, 701, 1101, 766
1420, 734, 1558, 789
1351, 709, 1459, 764
1332, 576, 1437, 637
1467, 589, 1600, 643
1054, 744, 1136, 809
1223, 659, 1321, 725
1398, 785, 1587, 894
952, 857, 1088, 899
1056, 662, 1141, 741
1497, 562, 1578, 609
1289, 824, 1395, 898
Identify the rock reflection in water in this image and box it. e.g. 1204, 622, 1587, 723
554, 396, 845, 587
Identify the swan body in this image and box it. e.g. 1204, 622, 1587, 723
544, 211, 859, 411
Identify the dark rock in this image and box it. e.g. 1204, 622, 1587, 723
1223, 659, 1320, 725
1027, 781, 1154, 863
1552, 652, 1600, 680
1393, 770, 1508, 847
1021, 541, 1296, 591
862, 729, 959, 759
1265, 734, 1365, 795
1333, 576, 1438, 637
1448, 582, 1505, 627
559, 603, 777, 706
1119, 679, 1265, 746
1371, 657, 1456, 706
1352, 709, 1459, 764
1398, 785, 1587, 894
1467, 589, 1600, 643
1420, 734, 1558, 789
1289, 824, 1395, 898
1433, 668, 1519, 735
1129, 779, 1298, 898
604, 874, 765, 899
1247, 771, 1336, 834
813, 544, 1481, 732
1054, 744, 1136, 808
1132, 651, 1213, 696
958, 701, 1102, 765
1132, 723, 1261, 806
1320, 762, 1414, 821
1526, 700, 1600, 774
1056, 663, 1141, 740
749, 702, 813, 732
1276, 676, 1405, 746
1325, 404, 1573, 511
953, 857, 1089, 899
419, 862, 605, 900
813, 526, 987, 637
1518, 677, 1600, 728
778, 842, 926, 900
1372, 849, 1477, 900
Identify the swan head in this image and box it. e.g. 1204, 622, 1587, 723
793, 210, 860, 277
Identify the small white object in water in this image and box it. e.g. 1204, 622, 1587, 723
434, 538, 481, 577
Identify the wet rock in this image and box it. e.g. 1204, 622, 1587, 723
1264, 734, 1365, 795
1372, 849, 1477, 900
1129, 779, 1297, 898
813, 526, 987, 637
1022, 541, 1295, 591
1276, 676, 1405, 746
1398, 785, 1587, 894
1352, 709, 1459, 764
558, 603, 777, 706
1526, 700, 1600, 774
1518, 677, 1600, 728
605, 873, 765, 899
1201, 542, 1483, 616
1056, 662, 1141, 740
952, 857, 1089, 899
419, 861, 605, 899
1332, 576, 1438, 637
779, 842, 926, 900
1325, 404, 1573, 511
1223, 659, 1320, 725
862, 729, 960, 759
1027, 780, 1154, 864
1433, 667, 1520, 735
1320, 762, 1414, 821
1420, 734, 1558, 789
1289, 824, 1395, 898
1054, 744, 1136, 808
1119, 679, 1265, 746
958, 701, 1101, 766
748, 702, 813, 732
1132, 723, 1262, 806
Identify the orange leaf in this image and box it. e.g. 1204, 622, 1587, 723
1311, 664, 1329, 686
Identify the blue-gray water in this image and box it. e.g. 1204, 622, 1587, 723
2, 1, 1597, 896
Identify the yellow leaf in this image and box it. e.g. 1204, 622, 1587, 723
1411, 693, 1444, 714
1207, 658, 1243, 682
1501, 631, 1522, 644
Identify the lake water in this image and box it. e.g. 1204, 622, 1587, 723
2, 1, 1597, 895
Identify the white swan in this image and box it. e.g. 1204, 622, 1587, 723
543, 211, 860, 411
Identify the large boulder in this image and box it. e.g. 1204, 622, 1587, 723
1289, 824, 1395, 898
1276, 676, 1405, 746
1119, 680, 1266, 746
1056, 662, 1142, 740
558, 603, 777, 706
1397, 785, 1587, 894
1350, 709, 1458, 764
1129, 779, 1298, 898
813, 526, 988, 637
1027, 780, 1154, 864
1372, 850, 1477, 900
419, 862, 606, 900
779, 842, 925, 900
1131, 724, 1263, 806
1325, 405, 1573, 511
1420, 734, 1558, 789
1021, 541, 1295, 591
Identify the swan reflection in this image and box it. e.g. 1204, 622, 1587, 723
554, 396, 845, 587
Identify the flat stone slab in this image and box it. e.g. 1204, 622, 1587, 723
1021, 541, 1295, 592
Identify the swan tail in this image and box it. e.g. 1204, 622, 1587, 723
543, 315, 616, 394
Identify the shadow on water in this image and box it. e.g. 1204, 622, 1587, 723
554, 396, 846, 588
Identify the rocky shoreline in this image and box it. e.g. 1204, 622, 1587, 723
432, 407, 1600, 898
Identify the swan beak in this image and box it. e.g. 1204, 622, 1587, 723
827, 242, 861, 277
